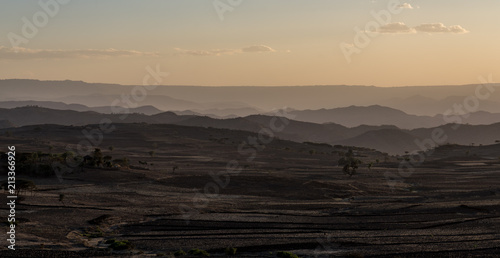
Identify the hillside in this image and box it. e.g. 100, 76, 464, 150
2, 79, 499, 113
2, 106, 500, 155
286, 105, 500, 129
0, 101, 164, 115
0, 120, 15, 129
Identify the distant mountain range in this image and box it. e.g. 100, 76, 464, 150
1, 106, 500, 155
0, 101, 164, 115
284, 105, 500, 129
382, 95, 500, 116
2, 79, 499, 115
3, 100, 500, 130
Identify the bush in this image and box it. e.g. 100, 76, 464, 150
81, 227, 104, 238
174, 249, 186, 256
2, 179, 37, 196
225, 247, 237, 255
188, 248, 210, 256
277, 251, 300, 258
108, 240, 133, 250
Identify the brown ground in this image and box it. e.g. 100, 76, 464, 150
0, 124, 499, 257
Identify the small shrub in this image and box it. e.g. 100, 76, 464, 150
225, 247, 237, 255
174, 249, 187, 256
277, 251, 299, 258
81, 227, 104, 238
109, 240, 133, 250
188, 248, 210, 256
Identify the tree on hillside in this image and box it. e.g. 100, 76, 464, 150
338, 149, 362, 177
93, 148, 103, 167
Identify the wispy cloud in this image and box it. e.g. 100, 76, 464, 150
175, 45, 276, 56
241, 45, 276, 53
414, 23, 469, 34
396, 3, 414, 9
173, 48, 239, 56
377, 22, 416, 34
372, 22, 469, 34
0, 46, 158, 60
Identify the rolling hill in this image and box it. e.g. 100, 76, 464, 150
0, 120, 15, 129
284, 106, 500, 129
1, 106, 500, 155
2, 79, 499, 114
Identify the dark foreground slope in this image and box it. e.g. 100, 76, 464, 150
0, 123, 499, 257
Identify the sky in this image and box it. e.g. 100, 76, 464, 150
0, 0, 498, 86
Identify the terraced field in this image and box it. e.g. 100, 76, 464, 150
0, 124, 499, 257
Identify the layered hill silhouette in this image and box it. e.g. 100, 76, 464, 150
2, 106, 500, 154
383, 95, 500, 116
284, 105, 500, 129
3, 100, 500, 130
0, 101, 164, 116
2, 79, 499, 115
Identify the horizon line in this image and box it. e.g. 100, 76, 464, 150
0, 78, 498, 88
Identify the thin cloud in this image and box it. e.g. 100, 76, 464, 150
241, 45, 276, 53
373, 22, 469, 34
175, 45, 276, 56
173, 48, 238, 56
0, 46, 158, 60
414, 23, 469, 34
396, 3, 414, 9
377, 22, 416, 34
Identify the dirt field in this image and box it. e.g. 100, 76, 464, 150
0, 124, 499, 257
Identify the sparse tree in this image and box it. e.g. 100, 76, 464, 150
337, 149, 362, 177
93, 148, 103, 167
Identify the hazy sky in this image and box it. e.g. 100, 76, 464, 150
0, 0, 498, 86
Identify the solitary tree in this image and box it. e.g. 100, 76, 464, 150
93, 148, 103, 167
337, 149, 362, 177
